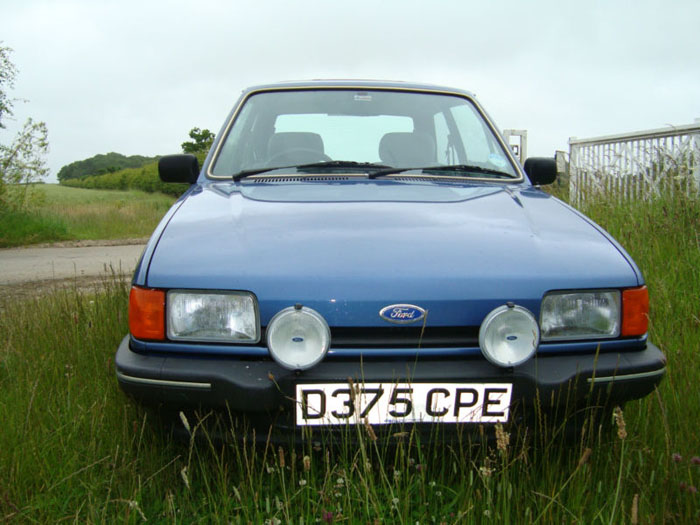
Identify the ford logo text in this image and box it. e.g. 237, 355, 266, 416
379, 304, 427, 325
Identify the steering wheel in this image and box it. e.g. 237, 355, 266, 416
267, 148, 332, 165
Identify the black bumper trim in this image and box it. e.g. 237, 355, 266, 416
115, 335, 666, 413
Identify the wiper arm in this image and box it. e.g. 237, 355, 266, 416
368, 164, 514, 179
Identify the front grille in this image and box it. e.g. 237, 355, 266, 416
331, 326, 480, 348
260, 326, 480, 349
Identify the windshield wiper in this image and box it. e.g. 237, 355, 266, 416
368, 164, 515, 179
231, 167, 289, 181
232, 161, 393, 181
294, 160, 393, 171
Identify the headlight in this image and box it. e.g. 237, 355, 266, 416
479, 304, 539, 367
167, 290, 259, 343
267, 305, 331, 370
540, 290, 620, 341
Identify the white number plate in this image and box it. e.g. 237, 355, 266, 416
295, 382, 512, 426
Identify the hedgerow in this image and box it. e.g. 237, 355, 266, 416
61, 161, 189, 198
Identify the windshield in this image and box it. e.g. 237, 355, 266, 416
209, 88, 519, 179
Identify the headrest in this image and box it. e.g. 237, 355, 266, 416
267, 132, 325, 157
379, 132, 436, 168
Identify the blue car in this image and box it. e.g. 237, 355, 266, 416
116, 81, 665, 435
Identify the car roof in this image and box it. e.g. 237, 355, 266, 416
241, 80, 476, 98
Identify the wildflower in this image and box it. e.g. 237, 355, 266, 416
393, 470, 402, 481
680, 481, 687, 490
429, 481, 436, 488
299, 479, 307, 487
391, 497, 399, 507
303, 455, 311, 472
613, 406, 627, 440
415, 464, 424, 472
495, 423, 510, 453
688, 485, 698, 494
322, 510, 334, 523
479, 465, 494, 478
336, 477, 344, 486
672, 452, 683, 463
691, 456, 700, 465
266, 465, 275, 474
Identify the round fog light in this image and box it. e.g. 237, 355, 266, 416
479, 304, 539, 367
266, 305, 331, 370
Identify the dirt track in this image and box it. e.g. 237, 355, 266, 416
0, 239, 147, 300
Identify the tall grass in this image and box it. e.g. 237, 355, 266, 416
0, 206, 70, 246
1, 189, 698, 522
0, 184, 175, 247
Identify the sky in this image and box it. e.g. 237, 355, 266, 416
1, 0, 699, 183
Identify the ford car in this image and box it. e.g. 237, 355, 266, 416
115, 80, 666, 437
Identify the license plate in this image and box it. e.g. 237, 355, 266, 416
295, 382, 512, 426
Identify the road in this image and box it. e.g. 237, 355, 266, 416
0, 240, 146, 286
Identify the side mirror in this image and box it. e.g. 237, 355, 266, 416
158, 154, 200, 184
524, 157, 557, 185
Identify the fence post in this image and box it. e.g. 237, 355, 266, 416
694, 118, 700, 192
568, 138, 579, 205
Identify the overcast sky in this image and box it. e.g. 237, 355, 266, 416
2, 0, 699, 182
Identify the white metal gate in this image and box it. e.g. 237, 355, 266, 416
569, 121, 700, 204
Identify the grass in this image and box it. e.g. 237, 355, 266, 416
0, 206, 71, 246
0, 184, 176, 248
0, 189, 698, 522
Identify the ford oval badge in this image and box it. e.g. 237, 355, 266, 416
379, 304, 426, 325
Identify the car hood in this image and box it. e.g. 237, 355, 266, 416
145, 181, 640, 326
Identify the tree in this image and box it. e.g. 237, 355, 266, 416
57, 152, 158, 182
0, 44, 49, 210
0, 45, 18, 129
181, 127, 215, 154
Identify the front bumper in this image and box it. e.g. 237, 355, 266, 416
115, 335, 666, 422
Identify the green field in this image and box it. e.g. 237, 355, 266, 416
0, 184, 176, 247
1, 189, 698, 523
